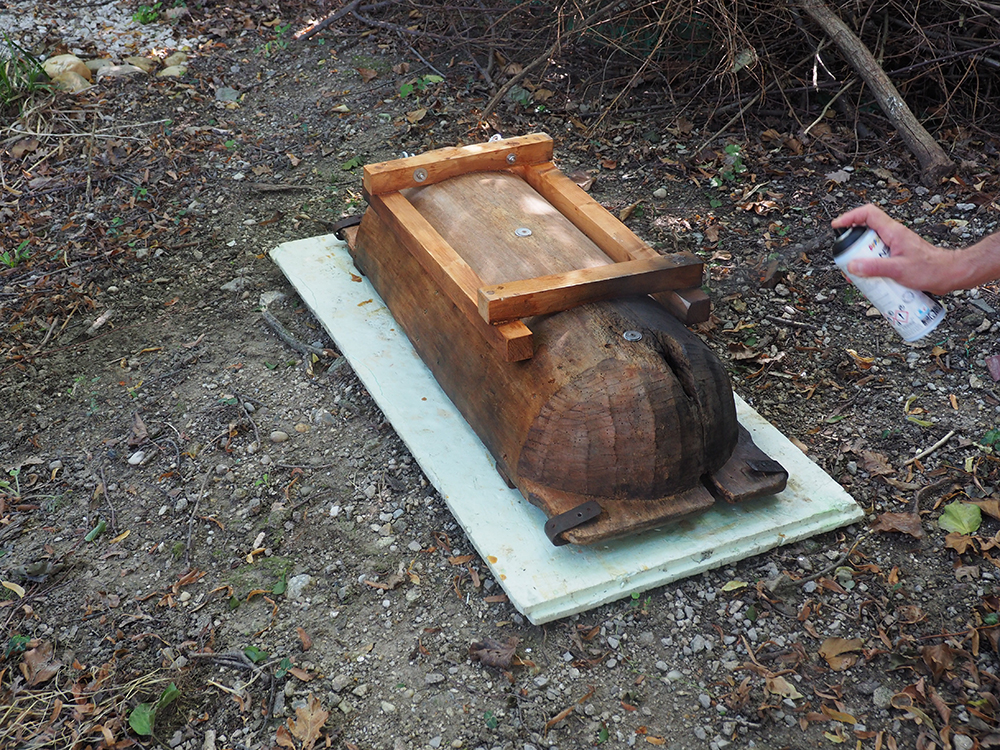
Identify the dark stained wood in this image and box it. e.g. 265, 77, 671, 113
707, 426, 788, 503
363, 133, 554, 196
477, 255, 703, 324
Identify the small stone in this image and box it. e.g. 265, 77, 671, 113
953, 735, 974, 750
699, 694, 712, 709
128, 451, 145, 466
221, 277, 248, 293
653, 188, 668, 199
270, 430, 289, 443
52, 71, 91, 92
425, 672, 445, 685
666, 669, 683, 681
872, 686, 894, 709
124, 56, 156, 73
429, 738, 442, 749
43, 54, 91, 81
215, 86, 240, 102
97, 64, 146, 79
164, 52, 188, 67
285, 574, 313, 600
330, 674, 351, 692
380, 701, 396, 713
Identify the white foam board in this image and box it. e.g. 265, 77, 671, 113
271, 234, 864, 624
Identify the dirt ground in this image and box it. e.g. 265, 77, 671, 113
4, 5, 1000, 750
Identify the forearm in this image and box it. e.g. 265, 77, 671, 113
958, 231, 1000, 290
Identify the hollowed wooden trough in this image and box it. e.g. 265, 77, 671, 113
340, 133, 787, 545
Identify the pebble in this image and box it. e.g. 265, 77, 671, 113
127, 450, 145, 466
330, 674, 351, 692
699, 694, 712, 708
953, 735, 975, 750
286, 574, 312, 600
653, 188, 668, 199
425, 673, 445, 685
270, 430, 289, 443
380, 701, 396, 713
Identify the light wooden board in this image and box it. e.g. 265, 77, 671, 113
271, 234, 864, 625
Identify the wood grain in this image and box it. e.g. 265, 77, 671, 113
477, 255, 703, 323
363, 133, 554, 196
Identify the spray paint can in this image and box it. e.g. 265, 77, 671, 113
832, 225, 946, 343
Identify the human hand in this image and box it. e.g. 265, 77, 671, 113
831, 204, 963, 295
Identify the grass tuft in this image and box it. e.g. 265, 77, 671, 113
0, 32, 51, 117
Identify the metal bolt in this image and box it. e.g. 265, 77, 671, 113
623, 330, 642, 342
514, 227, 532, 237
413, 168, 427, 183
506, 154, 516, 164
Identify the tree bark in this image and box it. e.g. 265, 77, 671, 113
798, 0, 955, 186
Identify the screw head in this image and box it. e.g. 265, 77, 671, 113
514, 227, 532, 237
413, 168, 428, 183
506, 154, 516, 164
623, 330, 642, 342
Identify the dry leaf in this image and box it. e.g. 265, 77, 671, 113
705, 225, 721, 243
921, 643, 954, 681
819, 637, 863, 671
860, 450, 894, 476
469, 637, 518, 669
766, 675, 803, 699
567, 170, 595, 191
289, 667, 313, 681
128, 412, 148, 446
357, 67, 378, 83
21, 641, 61, 686
533, 88, 554, 102
846, 349, 874, 369
728, 342, 759, 361
405, 108, 427, 124
285, 693, 328, 750
392, 62, 410, 75
286, 153, 301, 167
974, 499, 1000, 521
11, 137, 39, 158
821, 704, 858, 724
871, 511, 923, 538
618, 200, 643, 222
297, 627, 312, 651
600, 158, 617, 170
944, 532, 976, 554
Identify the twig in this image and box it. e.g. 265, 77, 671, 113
98, 466, 118, 534
904, 430, 956, 466
295, 0, 363, 42
405, 42, 446, 79
260, 307, 332, 358
802, 79, 856, 136
483, 37, 560, 119
185, 470, 212, 567
766, 315, 821, 330
908, 478, 952, 514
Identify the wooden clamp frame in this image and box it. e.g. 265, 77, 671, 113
362, 134, 708, 362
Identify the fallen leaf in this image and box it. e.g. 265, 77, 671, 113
21, 641, 61, 686
846, 349, 874, 369
405, 108, 427, 123
286, 153, 301, 167
826, 169, 852, 184
297, 627, 312, 651
860, 450, 894, 476
938, 502, 982, 535
618, 200, 643, 222
289, 667, 313, 681
1, 581, 26, 597
871, 511, 923, 538
533, 88, 554, 102
284, 693, 328, 750
973, 499, 1000, 521
819, 637, 863, 671
11, 137, 39, 158
766, 675, 803, 699
128, 412, 148, 446
392, 62, 410, 75
721, 581, 748, 592
600, 158, 617, 170
944, 532, 976, 554
821, 704, 858, 724
921, 643, 954, 681
469, 637, 518, 669
357, 67, 378, 83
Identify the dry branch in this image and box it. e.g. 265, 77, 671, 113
798, 0, 955, 185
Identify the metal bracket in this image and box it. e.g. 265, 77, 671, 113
333, 214, 363, 240
746, 459, 787, 476
543, 500, 602, 546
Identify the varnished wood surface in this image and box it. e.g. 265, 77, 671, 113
363, 133, 554, 197
477, 255, 703, 324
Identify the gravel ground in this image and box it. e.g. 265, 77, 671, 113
3, 4, 1000, 750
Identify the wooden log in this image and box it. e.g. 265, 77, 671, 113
477, 255, 703, 324
350, 204, 744, 543
798, 0, 954, 186
517, 162, 711, 323
363, 133, 554, 196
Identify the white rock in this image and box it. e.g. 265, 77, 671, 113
285, 574, 312, 600
128, 450, 145, 465
157, 65, 187, 78
43, 53, 91, 82
97, 64, 147, 79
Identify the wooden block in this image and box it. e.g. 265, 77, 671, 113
363, 133, 554, 197
478, 255, 703, 324
368, 192, 533, 361
519, 162, 710, 324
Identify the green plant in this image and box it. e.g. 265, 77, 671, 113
709, 143, 747, 187
0, 239, 30, 268
982, 428, 1000, 447
4, 634, 30, 658
0, 33, 50, 116
132, 2, 162, 24
0, 468, 22, 500
257, 23, 292, 57
398, 74, 443, 99
484, 710, 498, 729
129, 682, 179, 736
